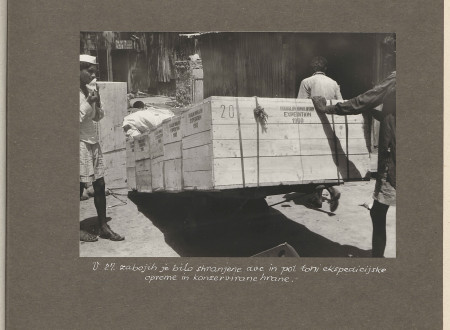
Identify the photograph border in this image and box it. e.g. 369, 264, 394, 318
7, 1, 444, 328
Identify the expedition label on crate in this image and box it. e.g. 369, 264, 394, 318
137, 137, 146, 151
280, 106, 315, 112
188, 108, 203, 128
281, 106, 315, 124
128, 140, 135, 152
169, 119, 181, 138
155, 130, 163, 144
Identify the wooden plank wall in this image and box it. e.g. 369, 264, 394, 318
200, 33, 377, 100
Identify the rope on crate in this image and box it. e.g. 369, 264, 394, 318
253, 97, 268, 133
253, 97, 269, 187
236, 97, 246, 188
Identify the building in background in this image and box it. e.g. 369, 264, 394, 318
80, 32, 198, 96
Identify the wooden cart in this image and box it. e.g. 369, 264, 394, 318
125, 96, 371, 226
127, 96, 370, 192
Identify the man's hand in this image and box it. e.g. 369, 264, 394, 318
311, 96, 337, 114
87, 90, 99, 105
95, 84, 101, 107
311, 96, 327, 112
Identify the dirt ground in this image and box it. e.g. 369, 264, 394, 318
79, 179, 396, 258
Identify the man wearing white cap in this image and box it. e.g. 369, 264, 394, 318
79, 54, 124, 242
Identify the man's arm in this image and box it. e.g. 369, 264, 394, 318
369, 105, 384, 121
92, 102, 105, 122
297, 80, 310, 99
80, 92, 94, 123
312, 72, 396, 116
91, 89, 104, 122
335, 84, 343, 100
334, 73, 395, 115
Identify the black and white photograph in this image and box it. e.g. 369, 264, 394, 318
79, 32, 396, 258
7, 0, 445, 328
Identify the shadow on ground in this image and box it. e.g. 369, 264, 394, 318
80, 216, 112, 236
128, 192, 371, 258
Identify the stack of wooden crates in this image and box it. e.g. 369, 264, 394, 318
95, 82, 128, 189
126, 96, 370, 192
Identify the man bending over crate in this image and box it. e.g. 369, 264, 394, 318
298, 56, 342, 211
79, 54, 124, 242
312, 35, 396, 257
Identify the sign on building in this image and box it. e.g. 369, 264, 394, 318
115, 40, 133, 50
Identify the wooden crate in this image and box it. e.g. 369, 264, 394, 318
134, 134, 151, 161
132, 134, 153, 191
102, 150, 127, 189
135, 159, 152, 192
125, 138, 136, 167
180, 96, 370, 190
162, 116, 183, 191
181, 100, 212, 189
94, 82, 128, 187
125, 138, 136, 190
96, 82, 128, 153
126, 167, 137, 190
149, 127, 165, 191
